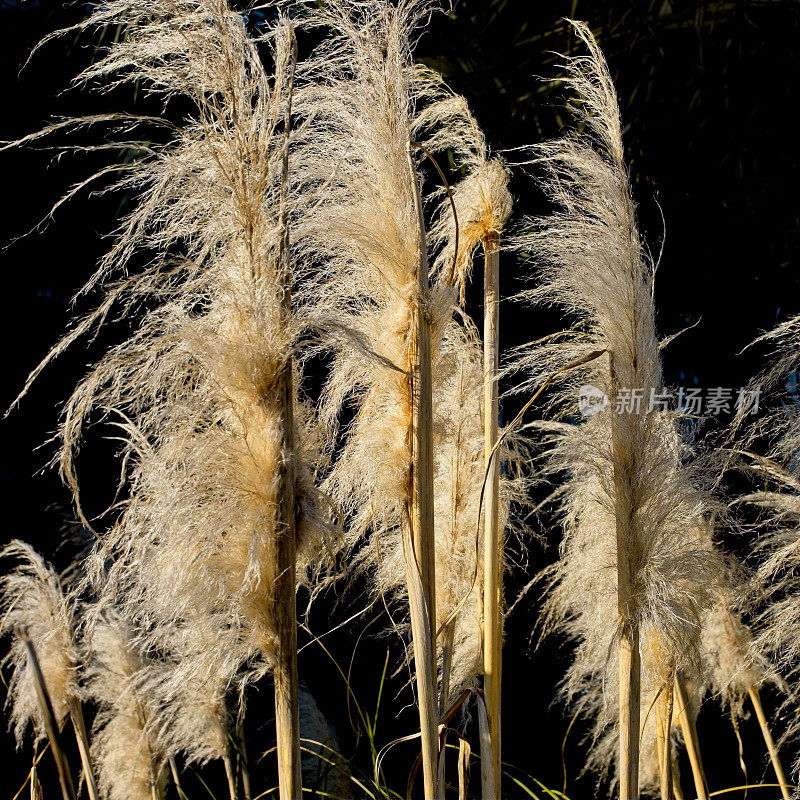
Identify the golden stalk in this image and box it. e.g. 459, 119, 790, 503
458, 737, 471, 800
68, 700, 99, 800
617, 626, 641, 800
272, 24, 302, 800
482, 233, 502, 800
477, 692, 496, 799
747, 686, 790, 799
404, 151, 441, 800
224, 753, 238, 800
15, 625, 76, 800
611, 357, 641, 800
655, 677, 674, 800
673, 672, 708, 800
169, 756, 184, 799
671, 769, 684, 800
31, 744, 42, 800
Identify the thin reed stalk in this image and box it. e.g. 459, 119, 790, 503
223, 754, 238, 800
671, 756, 684, 800
31, 744, 42, 800
68, 700, 99, 800
477, 693, 496, 800
458, 737, 471, 800
618, 628, 641, 799
16, 626, 76, 800
673, 673, 708, 800
168, 757, 183, 799
272, 24, 302, 800
234, 715, 251, 800
482, 233, 502, 798
655, 677, 673, 800
408, 151, 441, 800
747, 686, 790, 799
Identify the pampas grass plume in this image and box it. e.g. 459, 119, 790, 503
0, 541, 79, 746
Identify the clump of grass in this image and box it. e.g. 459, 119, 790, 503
291, 1, 508, 794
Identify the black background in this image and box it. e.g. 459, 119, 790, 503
1, 1, 799, 798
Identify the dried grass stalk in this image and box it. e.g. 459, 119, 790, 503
673, 672, 708, 799
16, 625, 77, 800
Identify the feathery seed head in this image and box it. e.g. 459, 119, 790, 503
0, 541, 79, 746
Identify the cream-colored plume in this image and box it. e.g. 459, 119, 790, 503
520, 22, 724, 790
140, 616, 240, 770
427, 102, 512, 301
293, 0, 485, 551
0, 541, 79, 746
292, 0, 526, 712
10, 1, 336, 687
85, 614, 167, 800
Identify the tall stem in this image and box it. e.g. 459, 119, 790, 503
69, 700, 99, 800
272, 24, 302, 800
669, 734, 684, 800
610, 355, 641, 800
224, 754, 238, 800
16, 625, 76, 800
673, 672, 708, 800
235, 712, 252, 800
477, 692, 496, 800
655, 677, 673, 800
748, 686, 790, 799
405, 152, 440, 800
169, 757, 184, 799
617, 626, 641, 800
482, 234, 502, 800
31, 745, 40, 800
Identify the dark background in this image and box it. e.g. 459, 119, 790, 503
1, 1, 799, 798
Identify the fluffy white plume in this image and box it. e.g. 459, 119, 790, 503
427, 101, 512, 300
734, 453, 800, 756
13, 1, 338, 687
0, 541, 79, 746
519, 22, 724, 785
85, 614, 167, 800
139, 616, 239, 768
291, 0, 477, 602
